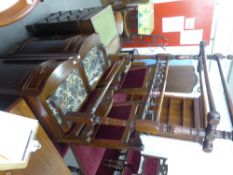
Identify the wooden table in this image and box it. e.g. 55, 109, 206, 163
0, 98, 71, 175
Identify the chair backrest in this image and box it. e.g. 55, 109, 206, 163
24, 58, 89, 137
78, 44, 109, 91
18, 46, 141, 150
0, 60, 60, 96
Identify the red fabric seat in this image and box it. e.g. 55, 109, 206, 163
120, 67, 147, 89
72, 103, 135, 174
143, 156, 159, 175
127, 150, 141, 173
95, 104, 133, 140
74, 145, 106, 175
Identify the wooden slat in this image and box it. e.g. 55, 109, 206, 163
182, 98, 194, 128
182, 98, 185, 126
194, 98, 202, 129
91, 58, 125, 113
167, 98, 173, 125
156, 61, 169, 122
157, 96, 168, 123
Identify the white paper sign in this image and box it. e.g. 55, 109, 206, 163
180, 29, 203, 45
185, 17, 195, 29
0, 111, 39, 170
162, 16, 184, 32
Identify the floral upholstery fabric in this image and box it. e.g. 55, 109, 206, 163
81, 46, 106, 88
46, 69, 87, 127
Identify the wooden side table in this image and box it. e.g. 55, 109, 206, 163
0, 98, 71, 175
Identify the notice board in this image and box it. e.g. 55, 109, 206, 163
123, 0, 214, 47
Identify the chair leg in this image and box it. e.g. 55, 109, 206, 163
104, 159, 125, 170
67, 165, 81, 173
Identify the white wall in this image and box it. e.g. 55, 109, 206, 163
142, 135, 233, 175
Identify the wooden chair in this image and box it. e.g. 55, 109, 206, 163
10, 32, 161, 100
103, 150, 168, 175
0, 45, 143, 151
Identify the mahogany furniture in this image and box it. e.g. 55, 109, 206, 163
26, 7, 103, 37
74, 147, 168, 175
133, 43, 233, 152
1, 41, 233, 153
13, 34, 100, 55
0, 0, 40, 27
10, 33, 161, 100
0, 98, 71, 175
103, 150, 168, 175
24, 6, 120, 54
0, 43, 143, 150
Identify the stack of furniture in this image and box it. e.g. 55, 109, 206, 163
0, 33, 168, 174
2, 31, 233, 174
25, 5, 121, 55
1, 4, 233, 175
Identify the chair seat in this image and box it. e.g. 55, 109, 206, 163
126, 150, 141, 174
120, 67, 147, 89
95, 104, 133, 140
143, 156, 159, 175
96, 149, 121, 175
74, 145, 106, 175
95, 125, 125, 140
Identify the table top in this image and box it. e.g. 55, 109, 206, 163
0, 98, 71, 175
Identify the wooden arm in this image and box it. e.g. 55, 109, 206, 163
65, 112, 94, 125
65, 113, 129, 127
91, 58, 126, 113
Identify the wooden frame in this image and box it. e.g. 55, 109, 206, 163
104, 150, 168, 175
11, 43, 142, 150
